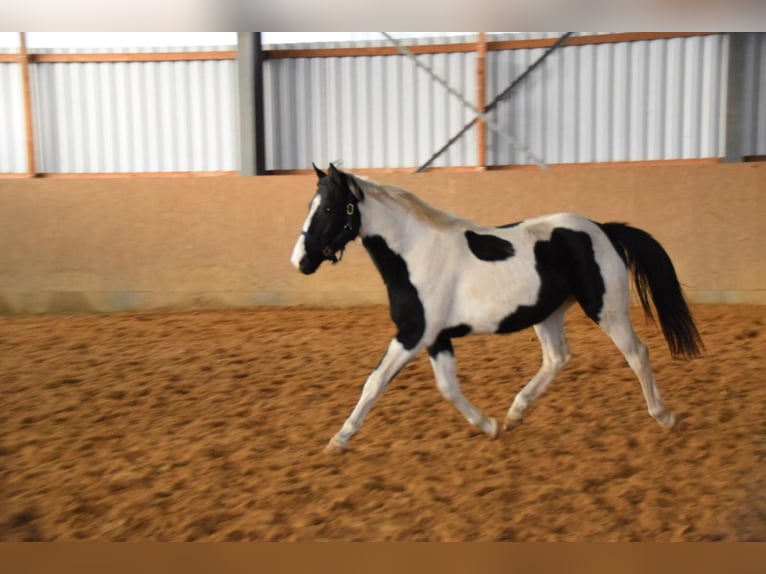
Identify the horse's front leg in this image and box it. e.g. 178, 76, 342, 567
325, 338, 417, 454
428, 337, 501, 439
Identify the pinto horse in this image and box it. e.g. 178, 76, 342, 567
291, 164, 703, 454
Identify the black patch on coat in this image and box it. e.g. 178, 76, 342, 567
427, 324, 472, 358
362, 235, 425, 350
496, 228, 606, 333
465, 230, 515, 261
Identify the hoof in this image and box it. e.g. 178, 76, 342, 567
323, 440, 348, 455
503, 416, 523, 431
655, 411, 678, 429
664, 413, 679, 429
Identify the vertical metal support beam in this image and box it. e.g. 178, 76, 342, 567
476, 33, 487, 169
252, 33, 267, 175
19, 32, 37, 177
237, 32, 266, 175
724, 33, 747, 163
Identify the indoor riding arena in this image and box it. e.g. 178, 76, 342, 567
2, 167, 764, 542
1, 32, 765, 542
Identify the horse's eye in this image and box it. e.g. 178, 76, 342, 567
324, 206, 334, 213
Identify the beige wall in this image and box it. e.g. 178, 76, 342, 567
0, 163, 763, 314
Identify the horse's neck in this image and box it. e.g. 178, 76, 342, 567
358, 193, 429, 253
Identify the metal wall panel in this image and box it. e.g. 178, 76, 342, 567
743, 33, 766, 156
264, 33, 737, 170
0, 62, 27, 173
486, 34, 729, 166
30, 46, 238, 173
263, 38, 478, 170
2, 34, 764, 175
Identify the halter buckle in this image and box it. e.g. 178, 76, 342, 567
346, 203, 355, 216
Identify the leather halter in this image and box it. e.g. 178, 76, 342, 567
302, 194, 360, 265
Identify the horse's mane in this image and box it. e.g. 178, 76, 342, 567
350, 174, 472, 230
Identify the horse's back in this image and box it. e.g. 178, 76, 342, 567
493, 212, 625, 273
490, 212, 597, 237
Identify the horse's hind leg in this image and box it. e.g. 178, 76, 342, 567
428, 339, 500, 439
598, 305, 676, 428
505, 301, 573, 429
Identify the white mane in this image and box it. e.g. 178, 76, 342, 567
349, 174, 473, 230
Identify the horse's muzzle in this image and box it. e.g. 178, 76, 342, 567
298, 255, 321, 275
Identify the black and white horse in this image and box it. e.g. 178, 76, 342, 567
291, 164, 703, 454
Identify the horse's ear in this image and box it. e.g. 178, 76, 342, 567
312, 162, 326, 180
348, 177, 363, 201
328, 163, 343, 186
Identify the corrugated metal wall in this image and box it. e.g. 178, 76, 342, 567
262, 32, 746, 170
486, 34, 729, 165
1, 33, 765, 174
25, 47, 238, 174
263, 44, 478, 170
261, 33, 569, 170
743, 32, 766, 156
0, 61, 27, 173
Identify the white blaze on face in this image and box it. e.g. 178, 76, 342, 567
290, 194, 322, 269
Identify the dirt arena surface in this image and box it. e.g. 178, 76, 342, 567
1, 304, 764, 541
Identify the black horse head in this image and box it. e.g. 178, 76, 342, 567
291, 163, 363, 275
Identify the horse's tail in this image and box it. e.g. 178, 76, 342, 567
600, 223, 703, 359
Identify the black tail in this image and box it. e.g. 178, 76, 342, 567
600, 223, 704, 359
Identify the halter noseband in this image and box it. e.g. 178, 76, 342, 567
303, 194, 361, 265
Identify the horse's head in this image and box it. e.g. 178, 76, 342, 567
290, 163, 363, 275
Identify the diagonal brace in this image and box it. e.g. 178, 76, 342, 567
406, 32, 572, 172
381, 32, 548, 170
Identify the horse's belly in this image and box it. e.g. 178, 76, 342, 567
451, 262, 545, 334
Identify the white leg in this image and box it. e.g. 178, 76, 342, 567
326, 338, 417, 453
600, 311, 676, 428
429, 344, 500, 438
506, 303, 572, 427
